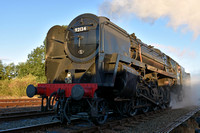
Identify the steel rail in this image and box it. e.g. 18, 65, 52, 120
0, 98, 40, 102
0, 110, 39, 117
0, 98, 45, 108
0, 117, 81, 133
0, 121, 60, 133
0, 102, 42, 108
0, 110, 39, 116
0, 111, 54, 122
156, 106, 200, 133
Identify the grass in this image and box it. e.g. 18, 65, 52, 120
0, 74, 46, 97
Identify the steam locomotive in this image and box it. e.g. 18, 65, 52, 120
26, 13, 190, 124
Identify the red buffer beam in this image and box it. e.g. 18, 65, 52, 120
26, 83, 98, 100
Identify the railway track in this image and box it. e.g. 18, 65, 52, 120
0, 99, 40, 102
0, 110, 54, 122
0, 110, 57, 133
69, 109, 168, 133
0, 109, 167, 133
156, 106, 200, 132
50, 106, 200, 133
0, 98, 42, 108
1, 106, 199, 133
0, 121, 60, 133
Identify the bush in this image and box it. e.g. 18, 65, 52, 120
0, 80, 12, 96
0, 74, 38, 97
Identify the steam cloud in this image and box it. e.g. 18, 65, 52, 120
170, 74, 200, 109
99, 0, 200, 38
99, 0, 200, 108
152, 44, 200, 108
152, 43, 196, 58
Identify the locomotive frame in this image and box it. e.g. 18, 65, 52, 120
26, 13, 190, 124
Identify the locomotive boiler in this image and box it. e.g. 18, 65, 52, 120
26, 13, 190, 124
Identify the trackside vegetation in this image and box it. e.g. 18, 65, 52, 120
0, 25, 67, 97
0, 44, 46, 97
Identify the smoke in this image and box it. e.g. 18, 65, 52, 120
99, 0, 200, 38
151, 44, 200, 108
152, 44, 196, 58
170, 74, 200, 109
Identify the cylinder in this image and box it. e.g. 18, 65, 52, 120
114, 70, 138, 98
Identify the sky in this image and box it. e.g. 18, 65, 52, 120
0, 0, 200, 77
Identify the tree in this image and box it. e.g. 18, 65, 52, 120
17, 45, 45, 80
27, 45, 45, 78
16, 62, 29, 78
0, 60, 4, 80
4, 63, 17, 79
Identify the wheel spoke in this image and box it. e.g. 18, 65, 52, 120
92, 99, 108, 125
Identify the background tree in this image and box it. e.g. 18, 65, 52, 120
17, 44, 46, 81
4, 63, 16, 79
27, 45, 45, 77
0, 60, 4, 80
16, 62, 29, 78
0, 25, 68, 96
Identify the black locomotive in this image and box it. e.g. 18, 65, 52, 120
26, 13, 190, 124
